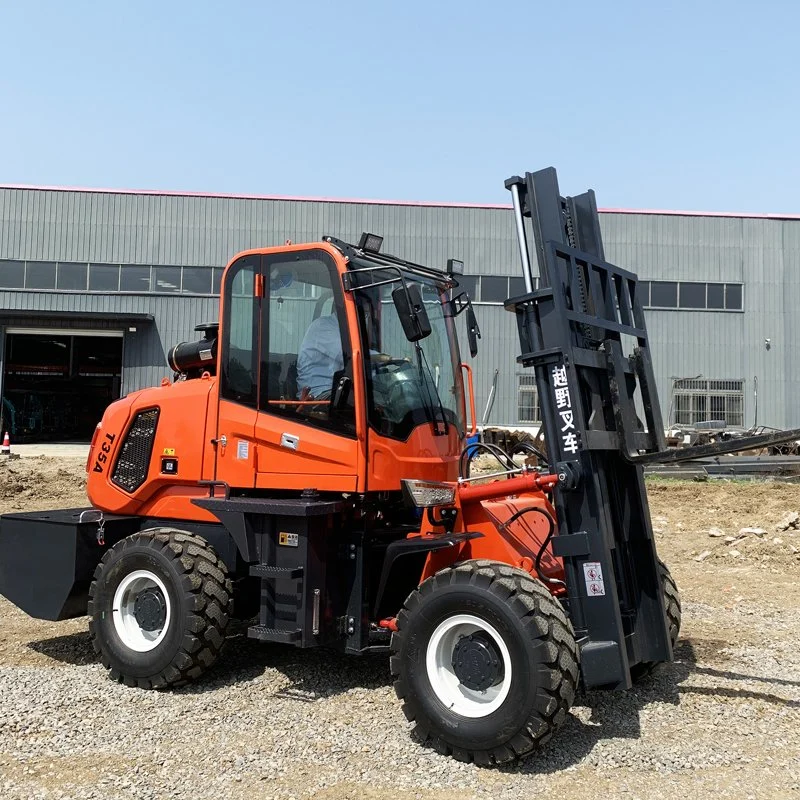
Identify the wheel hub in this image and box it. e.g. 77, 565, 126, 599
451, 631, 504, 691
133, 588, 167, 632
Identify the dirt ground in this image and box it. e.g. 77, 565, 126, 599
0, 456, 88, 511
1, 457, 799, 799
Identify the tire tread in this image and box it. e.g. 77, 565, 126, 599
390, 559, 579, 766
87, 528, 232, 689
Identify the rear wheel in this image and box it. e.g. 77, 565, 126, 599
390, 559, 578, 766
88, 529, 232, 689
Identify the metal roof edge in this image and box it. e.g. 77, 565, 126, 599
1, 184, 799, 220
599, 207, 800, 221
0, 183, 511, 210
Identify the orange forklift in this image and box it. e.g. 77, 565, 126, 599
3, 168, 794, 766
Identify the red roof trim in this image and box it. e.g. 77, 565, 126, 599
2, 183, 799, 220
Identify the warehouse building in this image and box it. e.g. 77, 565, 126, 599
0, 184, 797, 441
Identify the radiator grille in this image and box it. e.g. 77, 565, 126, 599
111, 408, 159, 493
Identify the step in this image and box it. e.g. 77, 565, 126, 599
249, 564, 304, 580
247, 625, 302, 644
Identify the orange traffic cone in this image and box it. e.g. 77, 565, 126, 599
0, 432, 10, 456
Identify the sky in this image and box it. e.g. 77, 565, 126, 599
1, 1, 799, 213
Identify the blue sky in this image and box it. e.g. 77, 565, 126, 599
1, 1, 797, 212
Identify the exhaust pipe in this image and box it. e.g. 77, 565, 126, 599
167, 322, 218, 377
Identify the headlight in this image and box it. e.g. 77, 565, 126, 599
401, 479, 456, 508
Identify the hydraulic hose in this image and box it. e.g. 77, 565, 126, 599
509, 440, 550, 469
458, 441, 516, 479
499, 505, 565, 590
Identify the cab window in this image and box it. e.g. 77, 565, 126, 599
260, 250, 355, 435
220, 256, 259, 407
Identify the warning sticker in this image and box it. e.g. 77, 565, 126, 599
237, 440, 249, 460
583, 561, 606, 597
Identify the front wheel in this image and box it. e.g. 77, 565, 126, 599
390, 560, 579, 766
88, 529, 232, 689
630, 558, 682, 681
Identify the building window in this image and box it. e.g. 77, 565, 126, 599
181, 267, 213, 294
89, 263, 120, 291
0, 260, 25, 289
120, 266, 151, 292
508, 276, 528, 298
481, 276, 509, 303
26, 261, 57, 290
475, 276, 538, 304
679, 282, 706, 308
650, 281, 678, 307
672, 378, 745, 428
212, 268, 223, 295
517, 375, 541, 423
706, 283, 724, 309
455, 275, 478, 301
153, 266, 182, 293
725, 283, 743, 310
643, 280, 743, 311
56, 262, 88, 291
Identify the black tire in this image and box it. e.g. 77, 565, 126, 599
630, 558, 682, 681
87, 528, 232, 689
390, 559, 579, 766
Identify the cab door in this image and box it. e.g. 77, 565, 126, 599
254, 247, 360, 493
214, 254, 260, 488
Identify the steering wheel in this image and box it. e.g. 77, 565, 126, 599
372, 355, 412, 373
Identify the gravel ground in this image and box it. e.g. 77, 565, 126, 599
1, 460, 799, 799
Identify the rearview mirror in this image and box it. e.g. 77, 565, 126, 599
392, 283, 432, 342
467, 303, 481, 357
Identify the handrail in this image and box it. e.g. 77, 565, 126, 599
460, 362, 477, 437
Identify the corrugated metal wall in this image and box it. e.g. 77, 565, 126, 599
601, 213, 789, 430
0, 289, 218, 393
0, 187, 796, 429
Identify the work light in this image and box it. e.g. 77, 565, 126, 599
446, 258, 464, 275
358, 232, 384, 253
401, 479, 456, 508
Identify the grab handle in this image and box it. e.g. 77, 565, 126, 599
460, 362, 477, 437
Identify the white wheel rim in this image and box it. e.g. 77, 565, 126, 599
112, 570, 172, 653
425, 613, 513, 718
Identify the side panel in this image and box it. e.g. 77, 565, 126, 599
215, 398, 258, 489
87, 379, 217, 521
368, 423, 461, 492
253, 396, 359, 492
419, 493, 564, 584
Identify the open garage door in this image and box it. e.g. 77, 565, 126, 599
1, 329, 123, 443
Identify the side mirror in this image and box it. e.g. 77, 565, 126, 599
392, 283, 432, 342
466, 303, 481, 357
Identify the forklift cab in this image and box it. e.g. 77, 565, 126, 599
213, 237, 478, 495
